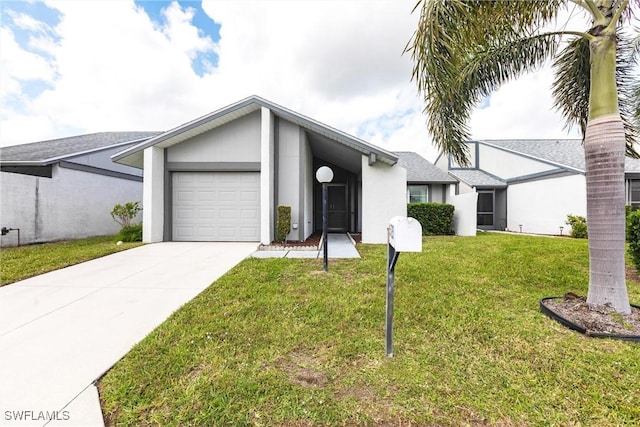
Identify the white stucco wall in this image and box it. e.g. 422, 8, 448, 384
143, 146, 165, 243
277, 119, 302, 241
361, 158, 407, 243
260, 107, 275, 245
448, 192, 478, 236
457, 180, 474, 194
167, 111, 261, 163
0, 167, 142, 246
479, 144, 556, 179
507, 174, 586, 235
434, 153, 448, 171
449, 142, 477, 168
302, 131, 314, 240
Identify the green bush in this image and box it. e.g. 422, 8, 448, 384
627, 209, 640, 272
111, 201, 142, 228
407, 203, 454, 235
565, 214, 587, 239
117, 224, 143, 242
276, 205, 291, 242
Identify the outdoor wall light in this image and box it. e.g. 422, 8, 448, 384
315, 166, 334, 184
316, 166, 334, 272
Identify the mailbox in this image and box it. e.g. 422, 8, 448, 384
388, 216, 422, 252
385, 216, 422, 357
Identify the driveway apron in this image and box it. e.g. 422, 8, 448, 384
0, 242, 256, 427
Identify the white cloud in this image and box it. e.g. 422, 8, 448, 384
1, 0, 608, 165
470, 68, 582, 141
5, 9, 53, 33
0, 26, 56, 87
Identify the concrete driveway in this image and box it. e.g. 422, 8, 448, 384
0, 242, 256, 427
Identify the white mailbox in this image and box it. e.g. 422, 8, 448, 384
388, 216, 422, 252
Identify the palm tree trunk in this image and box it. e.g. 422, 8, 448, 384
584, 115, 631, 314
584, 8, 632, 314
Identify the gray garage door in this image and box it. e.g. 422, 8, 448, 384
172, 172, 260, 241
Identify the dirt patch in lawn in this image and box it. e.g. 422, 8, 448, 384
544, 293, 640, 336
277, 351, 328, 388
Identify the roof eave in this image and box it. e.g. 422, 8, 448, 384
0, 160, 50, 167
112, 95, 399, 167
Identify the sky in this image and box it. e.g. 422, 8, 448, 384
2, 0, 632, 162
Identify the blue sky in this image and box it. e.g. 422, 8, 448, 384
134, 0, 220, 75
0, 0, 599, 160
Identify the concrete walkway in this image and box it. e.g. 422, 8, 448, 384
0, 242, 256, 427
251, 233, 360, 259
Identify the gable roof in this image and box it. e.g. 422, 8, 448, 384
0, 132, 160, 166
112, 96, 399, 169
395, 151, 457, 183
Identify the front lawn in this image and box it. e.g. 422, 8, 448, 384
99, 233, 640, 426
0, 236, 142, 286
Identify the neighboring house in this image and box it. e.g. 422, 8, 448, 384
112, 96, 408, 244
435, 139, 640, 235
395, 151, 458, 204
0, 132, 159, 246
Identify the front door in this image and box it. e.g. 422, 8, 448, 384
477, 190, 494, 229
328, 184, 347, 232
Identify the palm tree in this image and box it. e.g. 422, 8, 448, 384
407, 0, 639, 314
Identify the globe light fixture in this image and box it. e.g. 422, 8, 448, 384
315, 166, 334, 271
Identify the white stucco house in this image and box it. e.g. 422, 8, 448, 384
112, 96, 409, 244
435, 139, 640, 235
0, 132, 158, 246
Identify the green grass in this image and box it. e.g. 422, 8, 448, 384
99, 233, 640, 426
0, 236, 142, 286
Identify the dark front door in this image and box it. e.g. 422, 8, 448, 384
477, 190, 495, 229
328, 184, 347, 232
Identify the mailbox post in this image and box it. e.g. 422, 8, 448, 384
386, 216, 422, 357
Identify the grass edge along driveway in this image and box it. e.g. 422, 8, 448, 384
100, 233, 640, 426
0, 236, 142, 286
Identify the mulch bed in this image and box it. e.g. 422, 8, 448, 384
544, 293, 640, 336
260, 233, 361, 250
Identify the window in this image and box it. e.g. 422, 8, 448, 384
629, 180, 640, 210
407, 185, 428, 203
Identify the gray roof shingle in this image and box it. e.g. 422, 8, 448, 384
0, 131, 160, 164
395, 151, 457, 183
449, 169, 507, 188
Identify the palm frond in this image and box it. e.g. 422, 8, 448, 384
552, 33, 639, 157
617, 32, 640, 157
552, 37, 590, 139
407, 0, 564, 165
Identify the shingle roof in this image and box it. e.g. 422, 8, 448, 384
0, 131, 160, 164
480, 139, 640, 173
449, 169, 507, 188
395, 151, 457, 183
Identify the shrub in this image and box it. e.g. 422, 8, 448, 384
276, 205, 291, 242
117, 224, 143, 242
111, 202, 142, 228
565, 214, 587, 239
627, 209, 640, 272
407, 203, 454, 235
